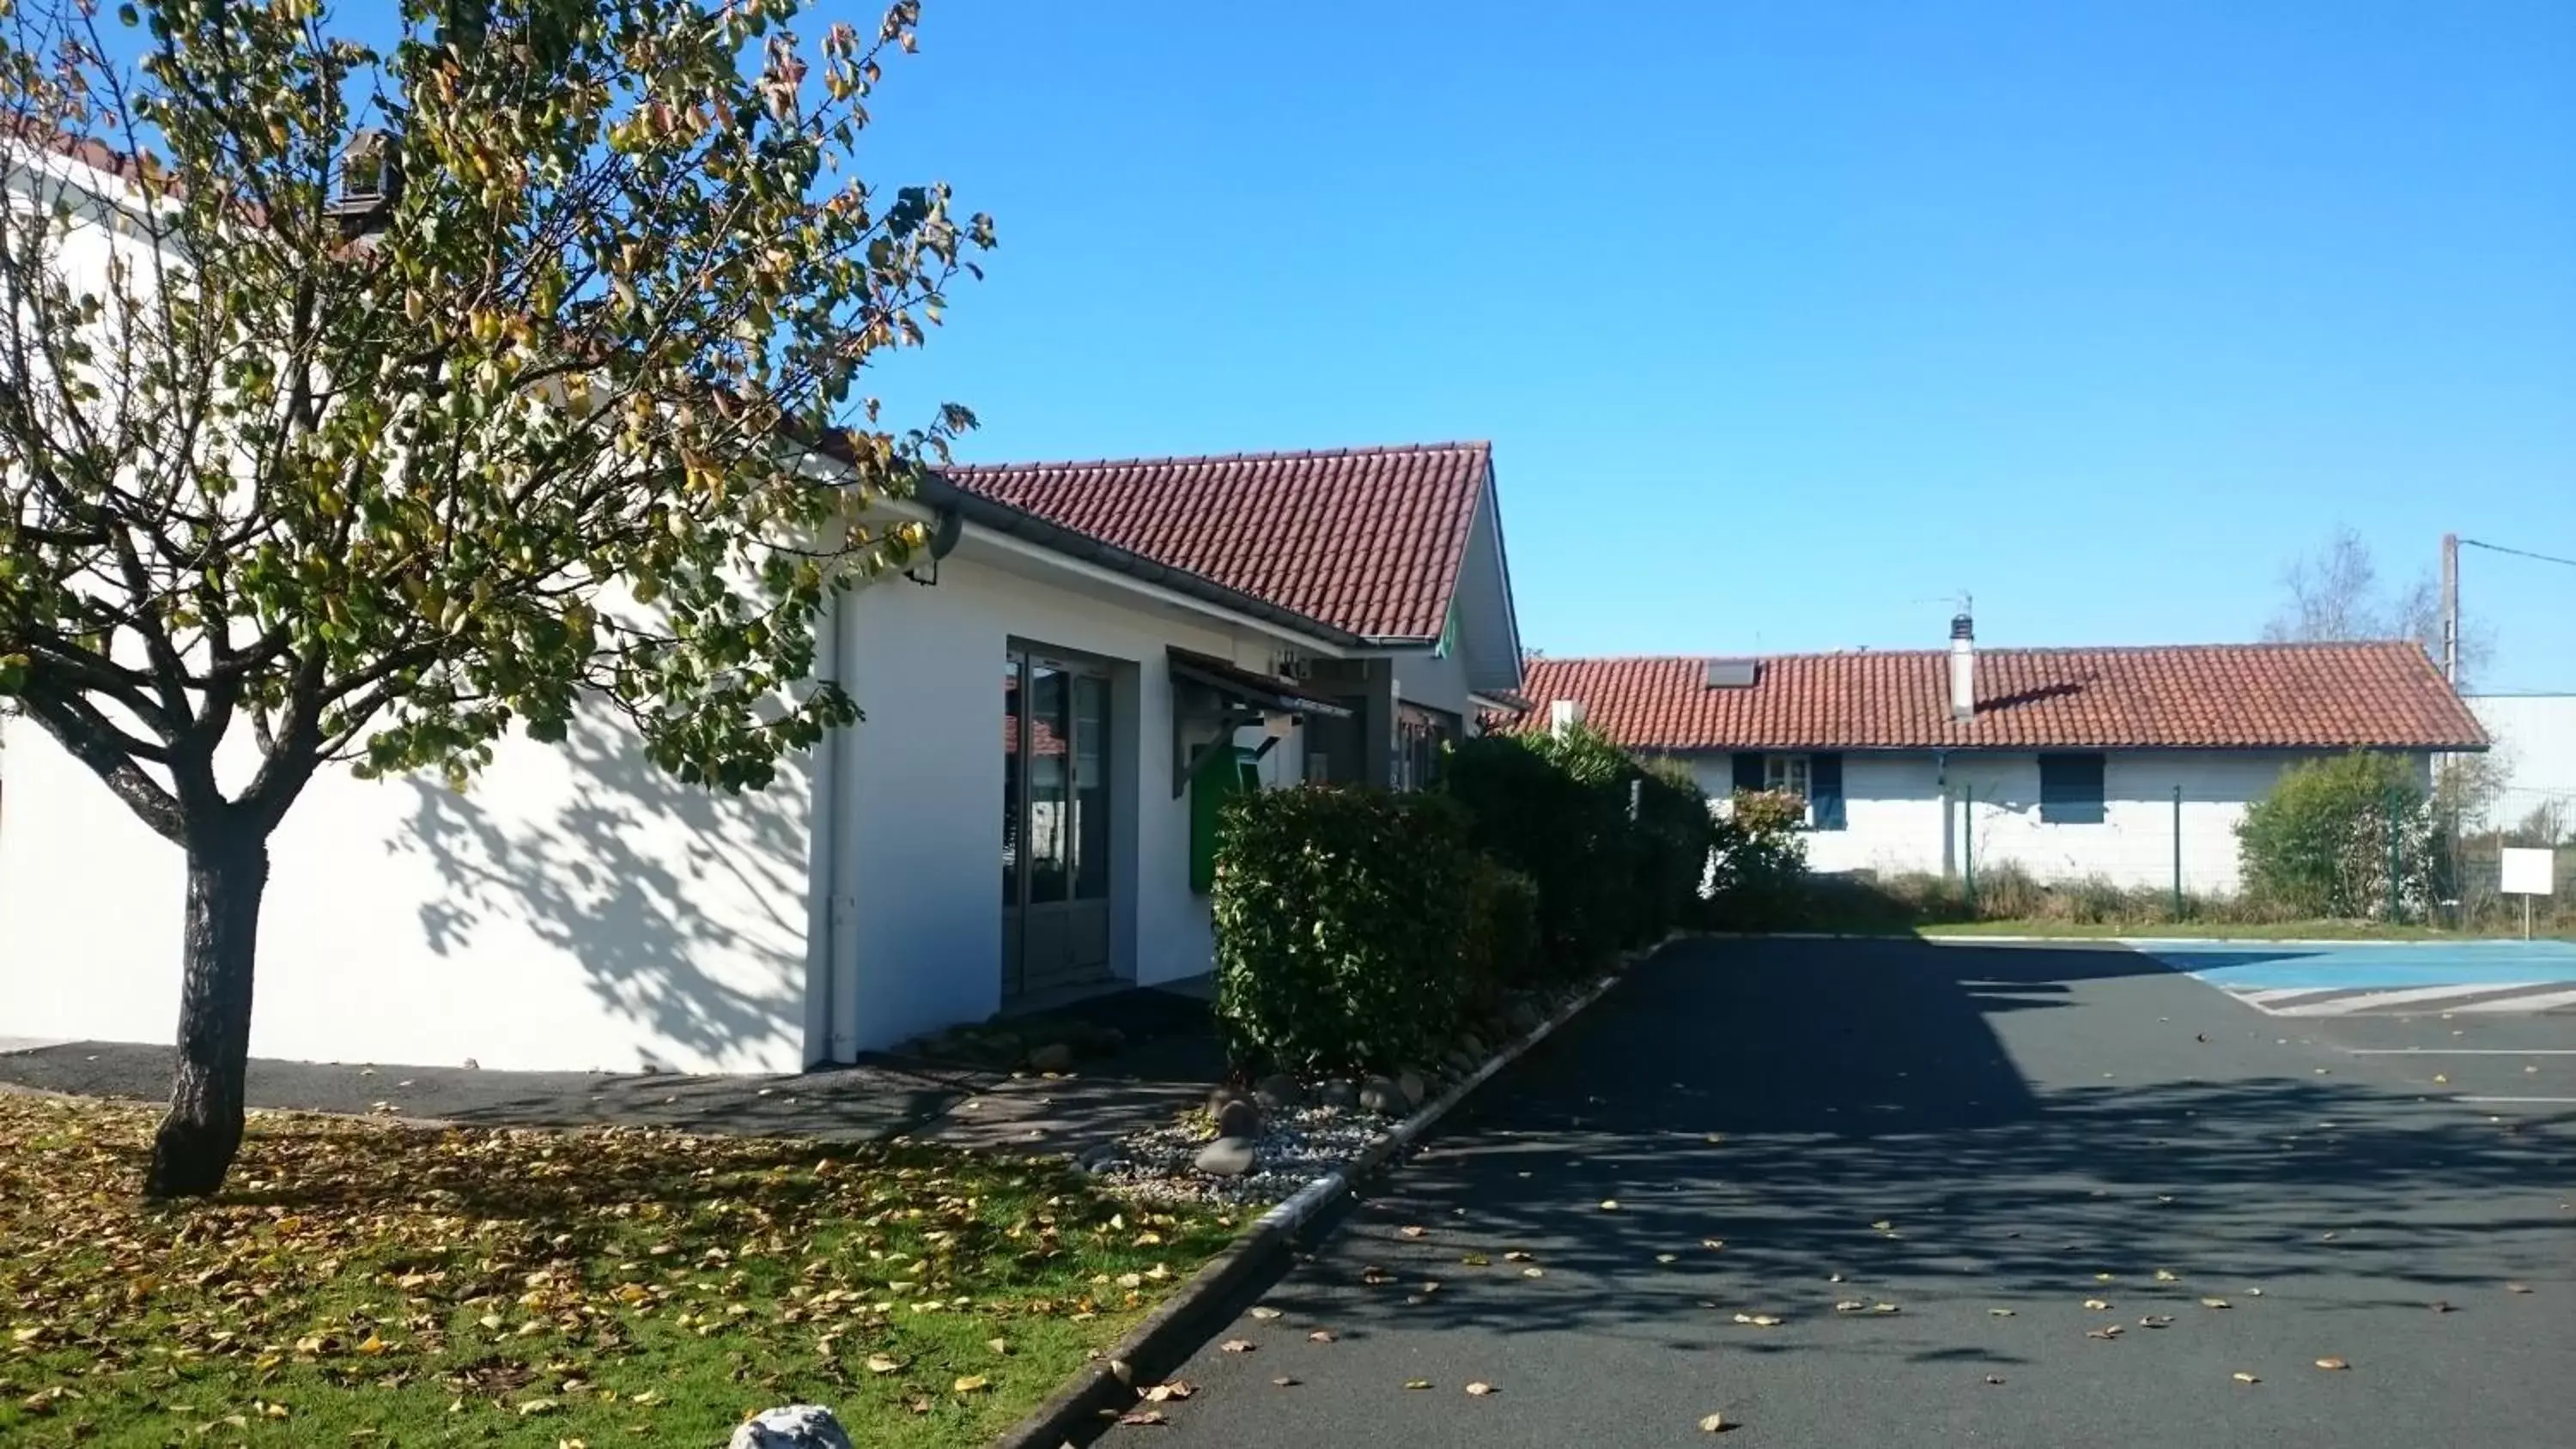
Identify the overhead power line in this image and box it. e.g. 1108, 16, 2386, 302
2460, 538, 2576, 571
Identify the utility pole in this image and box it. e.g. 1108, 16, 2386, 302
2440, 531, 2460, 686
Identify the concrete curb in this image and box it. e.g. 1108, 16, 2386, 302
986, 944, 1652, 1449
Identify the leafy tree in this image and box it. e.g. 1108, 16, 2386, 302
2237, 752, 2437, 919
0, 0, 989, 1196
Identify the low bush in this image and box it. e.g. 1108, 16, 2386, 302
1443, 731, 1634, 973
1632, 756, 1718, 943
1460, 855, 1544, 1003
1211, 786, 1474, 1076
1704, 788, 1809, 927
2238, 751, 2439, 919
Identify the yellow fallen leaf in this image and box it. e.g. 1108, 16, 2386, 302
1656, 1253, 1678, 1264
1599, 1200, 1620, 1211
1834, 1300, 1864, 1313
865, 1355, 902, 1374
516, 1400, 557, 1416
1219, 1339, 1255, 1353
1988, 1307, 2015, 1317
355, 1334, 387, 1355
1522, 1267, 1545, 1278
1404, 1379, 1433, 1390
1400, 1225, 1427, 1239
2233, 1372, 2260, 1384
2085, 1299, 2111, 1311
986, 1337, 1010, 1355
1699, 1411, 1730, 1432
1250, 1307, 1283, 1319
1504, 1251, 1535, 1262
1466, 1381, 1495, 1396
2202, 1297, 2232, 1309
2154, 1270, 2178, 1282
953, 1375, 990, 1393
2315, 1357, 2348, 1371
1308, 1331, 1336, 1343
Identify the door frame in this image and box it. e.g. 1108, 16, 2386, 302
1002, 641, 1119, 1000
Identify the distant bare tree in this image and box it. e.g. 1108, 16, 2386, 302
2263, 526, 2494, 685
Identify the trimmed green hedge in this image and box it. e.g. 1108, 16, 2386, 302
1211, 786, 1473, 1076
1443, 727, 1711, 970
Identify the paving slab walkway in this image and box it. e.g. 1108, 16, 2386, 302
0, 981, 1223, 1156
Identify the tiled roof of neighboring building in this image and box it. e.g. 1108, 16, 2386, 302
939, 442, 1492, 643
1516, 641, 2489, 752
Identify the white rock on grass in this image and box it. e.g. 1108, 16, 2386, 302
729, 1405, 854, 1449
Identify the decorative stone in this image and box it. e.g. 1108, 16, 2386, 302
1445, 1050, 1479, 1077
1215, 1098, 1265, 1139
1194, 1136, 1258, 1177
1506, 999, 1542, 1034
1459, 1033, 1485, 1059
1254, 1073, 1305, 1110
1027, 1042, 1075, 1073
728, 1404, 855, 1449
1207, 1084, 1249, 1115
1396, 1070, 1428, 1109
1318, 1079, 1361, 1110
1358, 1076, 1404, 1115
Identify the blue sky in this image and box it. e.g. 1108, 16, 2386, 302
848, 1, 2574, 690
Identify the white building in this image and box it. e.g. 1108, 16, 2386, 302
1520, 622, 2486, 895
2464, 694, 2576, 840
2, 443, 1528, 1072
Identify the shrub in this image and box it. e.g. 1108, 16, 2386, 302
1459, 856, 1544, 1003
1632, 756, 1717, 942
1211, 786, 1473, 1076
2238, 752, 2439, 919
1704, 788, 1809, 927
1443, 731, 1635, 973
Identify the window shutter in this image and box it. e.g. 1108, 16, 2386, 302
1732, 752, 1765, 793
1810, 752, 1847, 831
2038, 753, 2106, 824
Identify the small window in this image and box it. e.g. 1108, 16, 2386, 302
1764, 754, 1811, 800
2039, 753, 2106, 824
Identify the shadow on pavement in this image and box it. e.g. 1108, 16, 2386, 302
1252, 937, 2573, 1347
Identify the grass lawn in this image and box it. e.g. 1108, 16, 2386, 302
0, 1092, 1238, 1448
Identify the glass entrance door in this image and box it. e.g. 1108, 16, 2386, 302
1002, 649, 1113, 999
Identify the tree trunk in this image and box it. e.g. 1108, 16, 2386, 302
146, 822, 269, 1199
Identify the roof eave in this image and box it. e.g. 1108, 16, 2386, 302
910, 471, 1368, 650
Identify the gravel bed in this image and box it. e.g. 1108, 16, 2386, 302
1081, 1101, 1401, 1206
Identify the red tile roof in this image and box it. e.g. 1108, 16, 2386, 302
940, 442, 1491, 642
1516, 642, 2488, 752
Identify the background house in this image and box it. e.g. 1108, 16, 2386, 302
1519, 620, 2487, 894
0, 442, 1523, 1074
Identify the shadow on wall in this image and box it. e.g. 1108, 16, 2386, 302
390, 708, 812, 1070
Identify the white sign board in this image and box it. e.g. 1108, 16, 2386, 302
2500, 847, 2555, 897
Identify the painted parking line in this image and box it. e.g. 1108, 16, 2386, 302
2141, 940, 2576, 1017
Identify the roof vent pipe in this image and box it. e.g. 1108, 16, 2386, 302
1548, 699, 1584, 737
1948, 614, 1976, 722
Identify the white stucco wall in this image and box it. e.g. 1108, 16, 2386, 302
0, 703, 820, 1074
1692, 749, 2403, 895
827, 540, 1322, 1052
2465, 695, 2576, 833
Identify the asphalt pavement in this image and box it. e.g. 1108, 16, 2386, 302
1106, 937, 2576, 1448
